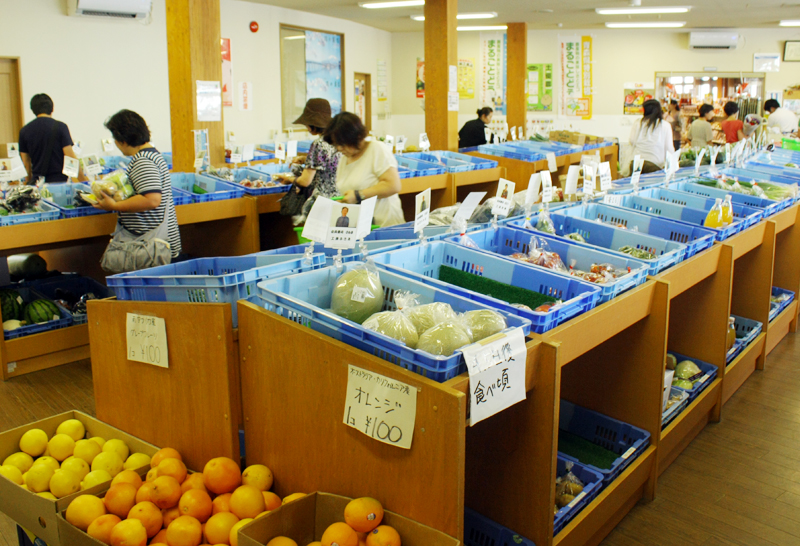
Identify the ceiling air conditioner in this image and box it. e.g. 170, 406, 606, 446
689, 32, 740, 51
67, 0, 152, 19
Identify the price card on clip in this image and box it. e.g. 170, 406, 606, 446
102, 138, 116, 153
395, 135, 407, 153
546, 152, 557, 172
275, 142, 286, 160
565, 165, 580, 196
510, 127, 517, 141
527, 173, 542, 205
462, 328, 527, 425
414, 188, 431, 233
725, 143, 732, 165
419, 133, 430, 151
287, 140, 298, 159
541, 171, 553, 203
344, 365, 417, 449
454, 191, 487, 224
126, 313, 169, 368
491, 179, 516, 217
630, 156, 643, 187
603, 194, 623, 206
583, 165, 596, 196
598, 162, 613, 191
695, 149, 706, 176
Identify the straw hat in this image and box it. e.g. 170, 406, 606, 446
293, 98, 332, 128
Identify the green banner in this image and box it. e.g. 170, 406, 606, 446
527, 63, 553, 112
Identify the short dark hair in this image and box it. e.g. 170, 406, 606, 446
323, 112, 367, 148
104, 109, 151, 147
698, 104, 715, 117
477, 107, 493, 118
30, 94, 53, 115
723, 101, 739, 116
307, 125, 324, 135
341, 207, 349, 213
765, 99, 780, 111
670, 99, 680, 109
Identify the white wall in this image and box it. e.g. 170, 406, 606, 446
0, 0, 171, 156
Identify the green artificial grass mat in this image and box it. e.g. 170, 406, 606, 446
557, 430, 618, 470
438, 265, 557, 310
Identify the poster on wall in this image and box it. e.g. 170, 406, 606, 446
481, 33, 506, 115
305, 31, 342, 115
238, 81, 252, 111
221, 38, 233, 107
623, 83, 654, 115
559, 35, 593, 119
527, 63, 553, 112
196, 81, 222, 122
416, 58, 425, 98
458, 58, 475, 99
377, 59, 388, 102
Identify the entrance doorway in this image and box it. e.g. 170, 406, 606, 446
354, 72, 371, 132
0, 58, 23, 157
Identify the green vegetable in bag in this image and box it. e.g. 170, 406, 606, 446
417, 321, 473, 357
463, 309, 507, 342
330, 267, 384, 324
362, 310, 419, 349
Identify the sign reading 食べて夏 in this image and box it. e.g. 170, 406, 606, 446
560, 35, 593, 119
481, 33, 507, 115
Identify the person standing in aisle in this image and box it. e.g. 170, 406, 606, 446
93, 110, 181, 272
628, 99, 674, 173
720, 102, 745, 143
764, 99, 799, 135
688, 104, 715, 148
458, 107, 494, 149
666, 99, 683, 151
18, 94, 80, 183
324, 112, 405, 228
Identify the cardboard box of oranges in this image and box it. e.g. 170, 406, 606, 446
238, 492, 461, 546
0, 411, 158, 546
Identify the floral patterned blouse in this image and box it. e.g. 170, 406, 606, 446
305, 136, 340, 198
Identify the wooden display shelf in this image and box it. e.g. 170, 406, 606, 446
399, 173, 455, 221
452, 167, 505, 203
1, 323, 89, 380
255, 193, 286, 214
653, 244, 722, 298
766, 300, 799, 355
722, 334, 766, 405
226, 158, 278, 168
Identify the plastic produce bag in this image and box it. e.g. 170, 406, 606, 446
362, 310, 419, 349
403, 301, 458, 336
555, 461, 585, 508
416, 320, 473, 356
535, 208, 556, 235
463, 309, 506, 342
92, 170, 134, 203
428, 204, 460, 226
528, 236, 568, 272
451, 216, 479, 248
2, 185, 42, 213
330, 263, 384, 324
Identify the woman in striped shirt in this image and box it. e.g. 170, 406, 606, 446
94, 110, 181, 262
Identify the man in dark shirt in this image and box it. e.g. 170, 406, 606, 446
336, 207, 350, 228
18, 94, 79, 183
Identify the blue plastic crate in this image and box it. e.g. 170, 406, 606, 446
507, 217, 687, 276
431, 151, 498, 170
477, 144, 544, 161
464, 508, 536, 546
558, 399, 651, 489
402, 152, 474, 173
667, 351, 718, 404
207, 167, 291, 196
770, 287, 795, 322
444, 226, 649, 303
371, 241, 601, 334
395, 156, 447, 177
225, 150, 275, 163
722, 167, 800, 194
397, 166, 412, 179
255, 239, 416, 267
662, 387, 689, 429
636, 188, 765, 232
669, 180, 785, 217
552, 203, 716, 257
28, 274, 115, 325
1, 286, 73, 340
255, 262, 532, 382
43, 182, 112, 219
162, 152, 172, 170
503, 140, 579, 156
101, 156, 131, 170
0, 200, 60, 226
171, 188, 192, 206
726, 314, 763, 364
553, 455, 604, 535
743, 160, 800, 181
248, 163, 294, 177
106, 253, 325, 328
366, 222, 488, 241
170, 173, 245, 203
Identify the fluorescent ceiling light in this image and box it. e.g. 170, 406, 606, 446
411, 12, 498, 21
605, 21, 686, 28
596, 6, 691, 15
283, 35, 305, 40
457, 25, 508, 31
779, 20, 800, 26
359, 0, 424, 8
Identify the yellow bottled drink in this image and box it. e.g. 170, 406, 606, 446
704, 198, 723, 228
721, 195, 734, 226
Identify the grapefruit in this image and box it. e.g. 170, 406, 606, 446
65, 494, 107, 531
203, 457, 241, 495
204, 511, 240, 544
109, 518, 148, 546
127, 501, 163, 538
87, 514, 121, 545
229, 485, 266, 519
104, 483, 138, 518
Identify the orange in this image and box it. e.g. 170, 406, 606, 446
152, 529, 169, 544
146, 467, 160, 482
111, 470, 143, 490
365, 526, 400, 546
151, 448, 183, 469
321, 522, 358, 546
204, 512, 239, 545
109, 518, 148, 546
228, 518, 252, 546
150, 476, 182, 509
104, 483, 138, 518
166, 515, 203, 546
87, 514, 121, 545
181, 473, 208, 494
212, 493, 232, 514
127, 501, 163, 538
241, 465, 273, 492
163, 506, 182, 527
344, 498, 384, 533
229, 485, 266, 519
65, 494, 107, 531
282, 493, 305, 505
180, 489, 213, 522
157, 458, 188, 484
135, 483, 152, 503
203, 457, 241, 495
262, 491, 281, 511
308, 543, 322, 546
266, 539, 297, 546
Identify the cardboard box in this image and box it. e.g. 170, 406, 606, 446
239, 492, 461, 546
0, 411, 158, 546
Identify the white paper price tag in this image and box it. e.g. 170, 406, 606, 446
83, 161, 102, 177
344, 365, 417, 449
565, 165, 580, 196
126, 313, 169, 368
193, 157, 204, 169
287, 140, 298, 159
695, 149, 706, 176
583, 165, 596, 195
698, 374, 710, 384
491, 179, 515, 217
395, 136, 407, 153
621, 447, 636, 460
598, 162, 612, 191
242, 144, 255, 162
7, 143, 19, 158
350, 287, 369, 303
414, 188, 431, 233
385, 135, 395, 153
541, 171, 553, 203
567, 491, 587, 509
527, 173, 542, 205
546, 152, 557, 172
725, 143, 732, 165
230, 154, 243, 164
102, 139, 116, 153
62, 157, 80, 179
275, 142, 286, 160
484, 128, 492, 144
603, 194, 623, 206
454, 191, 487, 224
419, 133, 430, 151
510, 127, 517, 141
463, 328, 527, 425
72, 141, 83, 156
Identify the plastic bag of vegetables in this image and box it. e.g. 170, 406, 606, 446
92, 170, 135, 203
2, 185, 42, 213
330, 262, 384, 324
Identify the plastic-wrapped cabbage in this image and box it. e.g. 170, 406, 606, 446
92, 170, 135, 202
674, 360, 701, 380
404, 302, 457, 335
330, 266, 384, 324
362, 311, 419, 348
417, 320, 473, 356
463, 309, 506, 342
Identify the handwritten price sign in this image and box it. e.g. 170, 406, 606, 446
126, 313, 169, 368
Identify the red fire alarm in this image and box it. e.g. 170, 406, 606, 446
250, 21, 259, 33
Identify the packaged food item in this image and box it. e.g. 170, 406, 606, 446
92, 170, 134, 203
618, 246, 656, 260
703, 198, 723, 228
1, 185, 43, 214
416, 320, 473, 356
720, 195, 734, 226
554, 461, 585, 509
330, 264, 384, 324
535, 208, 556, 235
463, 309, 507, 342
403, 302, 458, 336
726, 317, 736, 351
362, 310, 419, 349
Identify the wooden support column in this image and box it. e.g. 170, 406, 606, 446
166, 0, 225, 172
506, 23, 528, 133
424, 0, 458, 151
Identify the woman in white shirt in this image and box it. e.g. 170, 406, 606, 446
324, 112, 405, 227
629, 99, 674, 173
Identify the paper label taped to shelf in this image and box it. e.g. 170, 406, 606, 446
344, 365, 417, 449
698, 374, 710, 384
621, 447, 636, 460
462, 327, 527, 426
126, 313, 169, 369
567, 491, 586, 509
546, 152, 557, 172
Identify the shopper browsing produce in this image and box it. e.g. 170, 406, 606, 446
324, 112, 405, 227
666, 99, 683, 151
94, 109, 181, 273
688, 104, 715, 148
628, 99, 674, 173
458, 107, 495, 148
764, 99, 799, 135
720, 102, 745, 143
18, 94, 81, 183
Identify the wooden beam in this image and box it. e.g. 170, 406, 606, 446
424, 0, 458, 151
506, 23, 528, 133
166, 0, 225, 172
